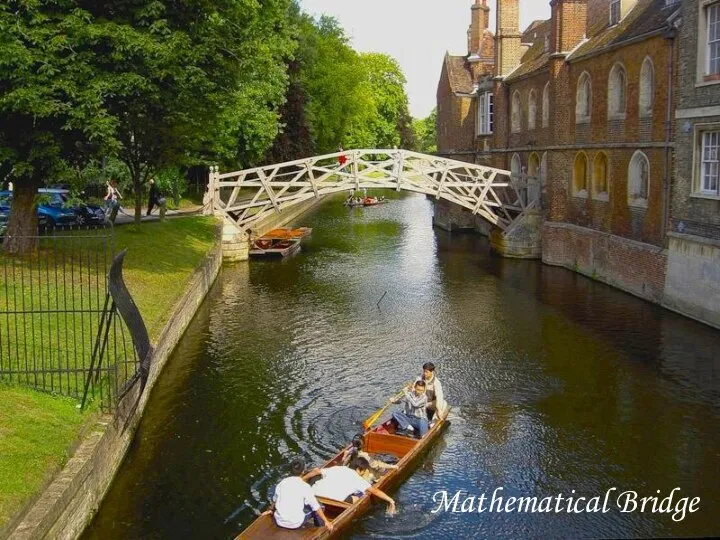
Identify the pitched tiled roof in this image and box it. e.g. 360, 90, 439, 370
506, 19, 552, 82
444, 54, 474, 95
570, 0, 679, 61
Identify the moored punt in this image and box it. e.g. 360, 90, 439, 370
236, 410, 450, 539
262, 227, 313, 240
249, 238, 301, 258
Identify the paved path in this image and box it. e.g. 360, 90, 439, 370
112, 205, 204, 225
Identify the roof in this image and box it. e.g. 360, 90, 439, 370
505, 0, 679, 82
506, 19, 552, 82
570, 0, 680, 61
443, 53, 475, 95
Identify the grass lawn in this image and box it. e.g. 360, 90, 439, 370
0, 216, 217, 530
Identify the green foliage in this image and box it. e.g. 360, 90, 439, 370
270, 8, 414, 159
154, 167, 188, 208
413, 109, 438, 154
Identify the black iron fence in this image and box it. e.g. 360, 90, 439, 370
0, 225, 140, 411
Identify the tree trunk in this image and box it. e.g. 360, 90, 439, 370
134, 170, 142, 224
2, 182, 39, 255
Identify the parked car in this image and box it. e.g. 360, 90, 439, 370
38, 188, 106, 227
0, 191, 9, 238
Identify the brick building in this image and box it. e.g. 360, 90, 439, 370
436, 0, 720, 324
436, 0, 495, 162
664, 0, 720, 327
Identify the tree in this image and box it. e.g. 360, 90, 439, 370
0, 4, 116, 253
74, 0, 294, 221
413, 109, 437, 154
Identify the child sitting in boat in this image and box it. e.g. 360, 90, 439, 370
341, 434, 398, 483
390, 379, 429, 438
311, 458, 396, 514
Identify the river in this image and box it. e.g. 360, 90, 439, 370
84, 193, 720, 539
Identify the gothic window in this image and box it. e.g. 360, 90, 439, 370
592, 152, 609, 201
576, 72, 591, 123
542, 82, 550, 128
511, 153, 522, 180
639, 57, 654, 116
528, 89, 537, 131
573, 152, 589, 197
511, 91, 522, 133
541, 152, 548, 197
608, 63, 627, 118
528, 153, 541, 204
628, 151, 650, 207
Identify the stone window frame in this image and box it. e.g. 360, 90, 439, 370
628, 150, 650, 208
697, 0, 720, 85
477, 91, 494, 135
528, 89, 538, 131
572, 151, 589, 198
608, 63, 628, 120
576, 72, 592, 124
609, 0, 621, 26
511, 90, 522, 133
542, 82, 550, 128
692, 123, 720, 199
540, 152, 548, 196
592, 152, 610, 202
639, 57, 655, 117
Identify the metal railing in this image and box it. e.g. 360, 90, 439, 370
0, 225, 140, 411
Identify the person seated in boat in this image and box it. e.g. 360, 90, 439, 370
390, 379, 429, 438
311, 458, 396, 513
341, 434, 398, 483
419, 362, 448, 422
262, 457, 333, 532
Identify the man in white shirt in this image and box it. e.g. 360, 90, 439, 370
312, 457, 396, 513
263, 458, 333, 531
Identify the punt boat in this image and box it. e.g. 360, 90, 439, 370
236, 409, 450, 539
249, 228, 312, 258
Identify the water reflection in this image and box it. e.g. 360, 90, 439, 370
84, 194, 720, 540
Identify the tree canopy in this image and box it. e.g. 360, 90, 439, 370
1, 0, 415, 251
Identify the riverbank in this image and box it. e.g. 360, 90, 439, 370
0, 216, 217, 535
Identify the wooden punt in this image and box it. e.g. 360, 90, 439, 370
249, 238, 301, 258
236, 410, 450, 539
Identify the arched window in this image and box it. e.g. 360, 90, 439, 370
542, 82, 550, 128
528, 153, 541, 204
639, 57, 654, 116
541, 152, 548, 197
628, 151, 649, 206
576, 72, 592, 122
511, 91, 522, 133
608, 63, 627, 117
592, 152, 609, 200
511, 153, 522, 180
573, 152, 589, 196
528, 89, 537, 131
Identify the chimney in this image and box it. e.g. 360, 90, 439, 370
550, 0, 588, 55
495, 0, 522, 77
469, 0, 490, 56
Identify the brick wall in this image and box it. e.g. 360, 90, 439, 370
543, 221, 668, 302
437, 64, 476, 157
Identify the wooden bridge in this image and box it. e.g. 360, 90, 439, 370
205, 149, 538, 239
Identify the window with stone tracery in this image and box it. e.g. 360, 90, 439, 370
528, 89, 537, 131
608, 63, 627, 118
576, 72, 591, 123
511, 91, 521, 133
542, 82, 550, 128
639, 57, 654, 116
628, 151, 649, 207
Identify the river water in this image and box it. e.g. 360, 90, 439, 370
84, 193, 720, 539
